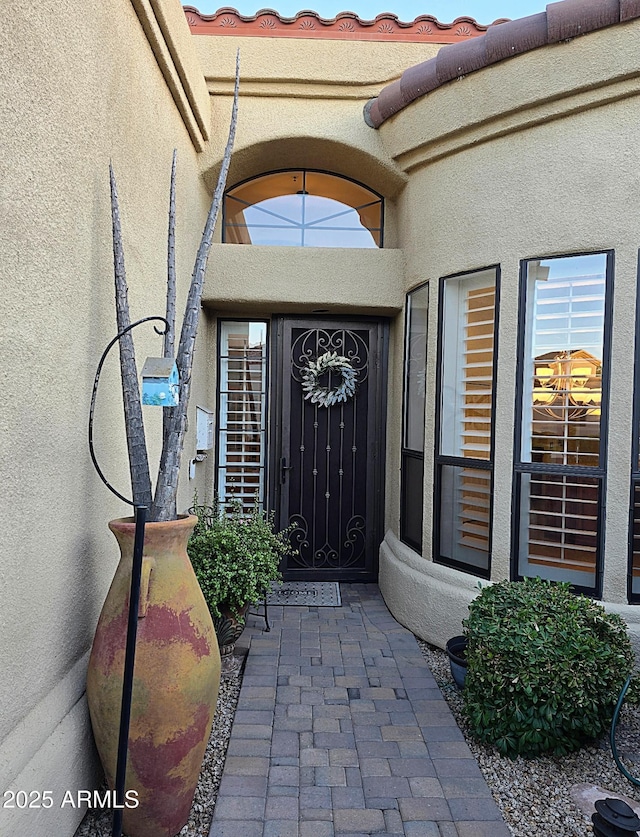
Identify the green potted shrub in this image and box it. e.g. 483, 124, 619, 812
462, 577, 635, 758
188, 495, 291, 672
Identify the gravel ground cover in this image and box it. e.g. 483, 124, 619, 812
418, 640, 640, 837
76, 635, 640, 837
74, 673, 241, 837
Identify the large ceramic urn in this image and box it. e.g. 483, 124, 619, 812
87, 514, 220, 837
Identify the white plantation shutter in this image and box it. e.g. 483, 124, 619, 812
632, 487, 640, 589
217, 322, 267, 510
457, 469, 492, 554
455, 285, 495, 555
461, 286, 495, 462
517, 253, 608, 590
523, 271, 605, 467
438, 268, 497, 572
525, 474, 598, 574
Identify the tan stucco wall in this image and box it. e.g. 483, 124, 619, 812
7, 0, 640, 828
376, 19, 640, 649
203, 244, 405, 314
0, 1, 215, 833
194, 35, 442, 97
195, 33, 418, 249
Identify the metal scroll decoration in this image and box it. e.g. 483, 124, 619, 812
300, 351, 358, 408
287, 328, 370, 572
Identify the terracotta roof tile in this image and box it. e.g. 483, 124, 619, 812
485, 12, 547, 63
400, 58, 440, 102
621, 0, 640, 20
376, 79, 405, 122
435, 35, 488, 84
184, 6, 502, 42
547, 0, 619, 42
365, 0, 640, 129
363, 98, 382, 129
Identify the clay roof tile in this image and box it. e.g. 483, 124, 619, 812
375, 79, 405, 122
620, 0, 640, 21
435, 35, 489, 85
366, 0, 640, 128
485, 13, 548, 64
546, 0, 620, 43
363, 98, 382, 129
400, 58, 439, 104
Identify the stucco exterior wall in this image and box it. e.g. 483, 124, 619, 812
203, 244, 405, 314
6, 1, 640, 831
0, 2, 214, 833
195, 34, 415, 248
376, 19, 640, 650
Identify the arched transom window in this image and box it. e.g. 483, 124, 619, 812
223, 170, 383, 248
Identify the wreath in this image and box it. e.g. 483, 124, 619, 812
301, 351, 357, 408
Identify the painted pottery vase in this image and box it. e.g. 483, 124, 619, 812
86, 515, 220, 837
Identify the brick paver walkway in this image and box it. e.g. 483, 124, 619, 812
208, 583, 511, 837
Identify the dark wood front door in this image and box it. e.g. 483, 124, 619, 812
271, 317, 388, 581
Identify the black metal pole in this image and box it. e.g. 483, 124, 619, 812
88, 317, 169, 837
111, 504, 147, 837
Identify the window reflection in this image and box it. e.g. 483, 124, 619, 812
517, 252, 609, 592
224, 170, 382, 247
522, 254, 607, 468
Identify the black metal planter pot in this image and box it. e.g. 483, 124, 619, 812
446, 635, 468, 689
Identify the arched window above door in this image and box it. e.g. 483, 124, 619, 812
223, 170, 383, 247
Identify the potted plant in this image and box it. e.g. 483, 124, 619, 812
86, 56, 240, 837
188, 495, 291, 673
445, 635, 468, 689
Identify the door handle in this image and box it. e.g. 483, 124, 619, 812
280, 456, 293, 484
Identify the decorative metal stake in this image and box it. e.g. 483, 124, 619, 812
89, 316, 171, 837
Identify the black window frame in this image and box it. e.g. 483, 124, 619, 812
511, 250, 614, 599
628, 250, 640, 603
433, 265, 501, 579
400, 281, 429, 552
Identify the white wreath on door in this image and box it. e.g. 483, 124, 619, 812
301, 351, 358, 408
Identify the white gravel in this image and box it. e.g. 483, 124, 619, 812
418, 640, 640, 837
73, 672, 241, 837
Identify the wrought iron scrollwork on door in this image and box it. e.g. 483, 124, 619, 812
290, 329, 369, 385
343, 515, 366, 566
286, 327, 370, 572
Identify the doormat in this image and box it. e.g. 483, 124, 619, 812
266, 581, 341, 607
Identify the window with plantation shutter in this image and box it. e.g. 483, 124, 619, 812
630, 486, 640, 598
435, 267, 499, 576
216, 321, 268, 512
461, 286, 495, 462
515, 253, 611, 595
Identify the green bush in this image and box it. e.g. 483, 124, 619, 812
187, 496, 290, 619
462, 577, 634, 758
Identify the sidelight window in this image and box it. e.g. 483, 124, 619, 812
434, 267, 499, 576
401, 283, 428, 551
629, 259, 640, 601
514, 252, 612, 595
216, 320, 268, 511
